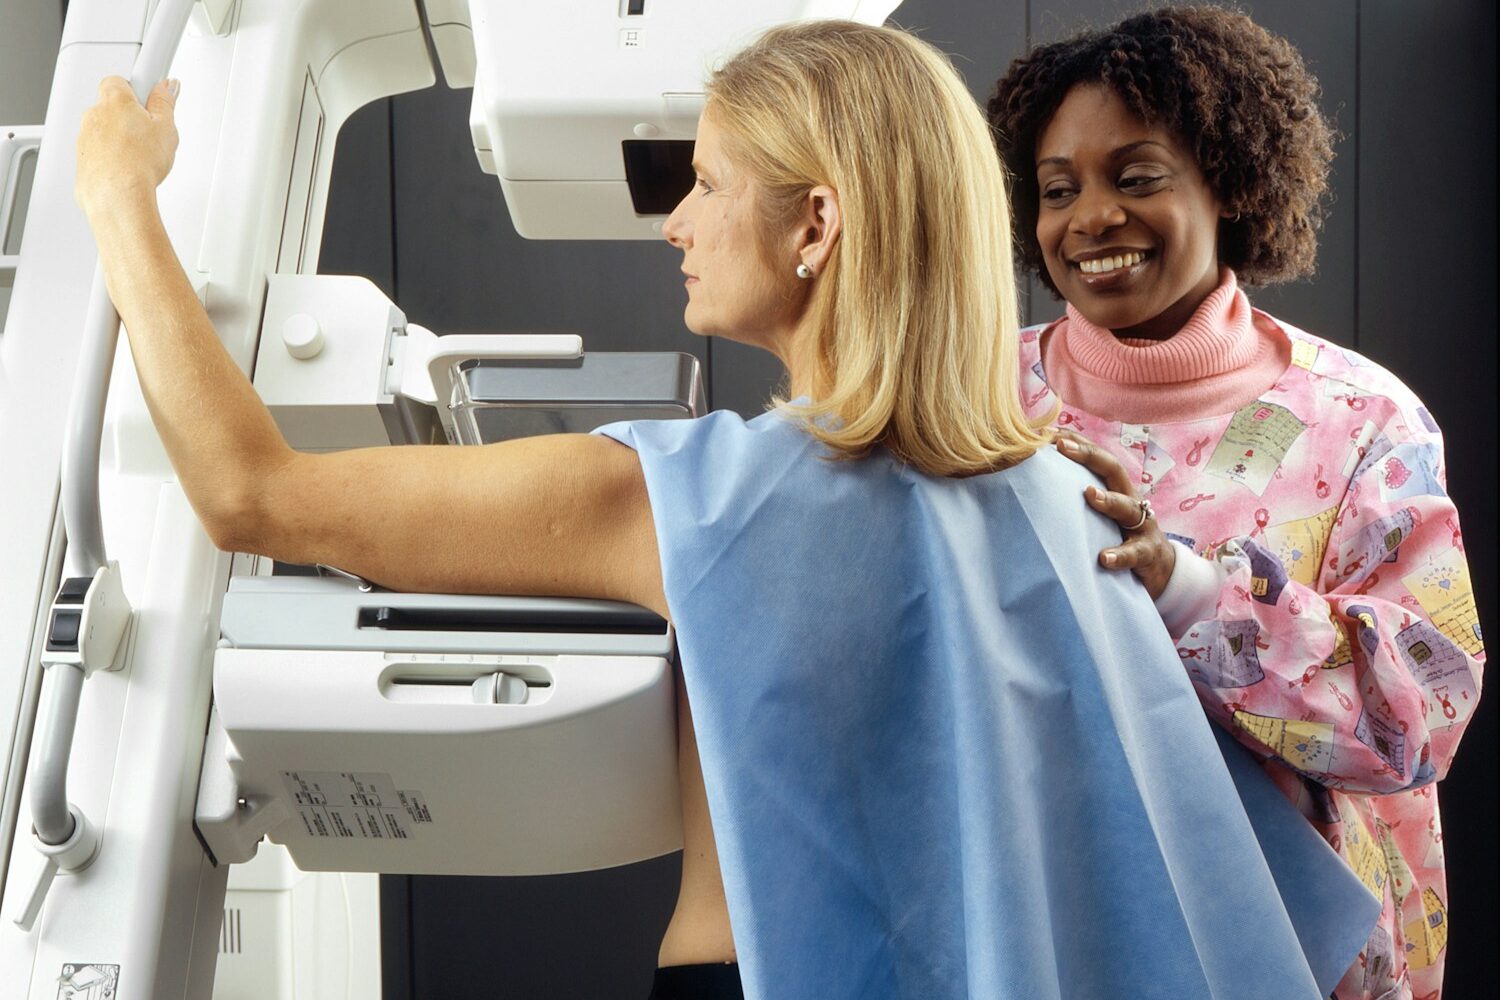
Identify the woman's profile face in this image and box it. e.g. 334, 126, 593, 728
1034, 85, 1224, 339
663, 114, 802, 347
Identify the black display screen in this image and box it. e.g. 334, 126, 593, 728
622, 140, 696, 216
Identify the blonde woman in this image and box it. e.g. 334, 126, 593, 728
77, 20, 1369, 1000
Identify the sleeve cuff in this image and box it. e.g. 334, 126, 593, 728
1153, 541, 1230, 638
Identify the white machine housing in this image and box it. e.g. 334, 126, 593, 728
454, 0, 902, 237
199, 578, 682, 876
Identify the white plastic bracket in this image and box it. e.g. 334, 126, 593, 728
392, 324, 582, 442
395, 324, 583, 408
0, 125, 44, 277
194, 707, 290, 866
191, 0, 236, 36
41, 562, 132, 676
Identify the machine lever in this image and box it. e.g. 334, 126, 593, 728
12, 804, 98, 931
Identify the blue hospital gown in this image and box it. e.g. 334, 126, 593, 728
598, 408, 1376, 1000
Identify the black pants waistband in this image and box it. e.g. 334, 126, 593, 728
647, 962, 743, 1000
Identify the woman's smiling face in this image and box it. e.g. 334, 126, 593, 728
1034, 85, 1226, 339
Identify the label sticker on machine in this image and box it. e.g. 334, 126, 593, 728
281, 771, 433, 840
57, 963, 119, 1000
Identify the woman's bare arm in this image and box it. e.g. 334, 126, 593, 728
77, 77, 666, 615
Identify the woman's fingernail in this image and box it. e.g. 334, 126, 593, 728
1102, 552, 1117, 567
1057, 438, 1076, 452
166, 78, 181, 98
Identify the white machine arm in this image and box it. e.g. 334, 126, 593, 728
251, 272, 585, 451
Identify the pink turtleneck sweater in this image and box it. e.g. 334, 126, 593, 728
1038, 269, 1292, 634
1039, 268, 1290, 425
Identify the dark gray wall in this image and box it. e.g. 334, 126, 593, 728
0, 1, 63, 125
319, 3, 1496, 997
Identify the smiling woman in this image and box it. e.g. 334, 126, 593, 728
990, 9, 1485, 1000
1033, 85, 1227, 339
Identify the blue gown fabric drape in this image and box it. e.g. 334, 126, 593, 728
598, 409, 1377, 1000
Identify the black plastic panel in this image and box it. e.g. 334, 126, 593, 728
621, 140, 695, 216
357, 604, 668, 636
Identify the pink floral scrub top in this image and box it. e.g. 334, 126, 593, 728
1021, 309, 1485, 1000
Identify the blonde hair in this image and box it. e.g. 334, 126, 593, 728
708, 20, 1052, 477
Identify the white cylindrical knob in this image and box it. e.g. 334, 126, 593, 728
282, 313, 324, 360
469, 672, 529, 705
632, 122, 660, 138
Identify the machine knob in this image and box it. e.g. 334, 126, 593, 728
470, 671, 529, 705
282, 313, 324, 360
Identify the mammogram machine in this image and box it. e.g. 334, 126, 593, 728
0, 2, 898, 996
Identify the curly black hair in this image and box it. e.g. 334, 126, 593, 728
987, 5, 1335, 293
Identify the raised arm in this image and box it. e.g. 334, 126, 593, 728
75, 77, 665, 614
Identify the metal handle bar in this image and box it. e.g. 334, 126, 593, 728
32, 0, 196, 850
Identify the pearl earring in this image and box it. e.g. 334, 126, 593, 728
795, 263, 813, 279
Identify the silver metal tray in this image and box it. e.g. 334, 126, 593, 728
448, 352, 704, 445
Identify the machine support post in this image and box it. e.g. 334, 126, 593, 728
19, 0, 195, 927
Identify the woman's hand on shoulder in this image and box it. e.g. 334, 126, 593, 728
76, 77, 179, 216
1053, 429, 1176, 599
